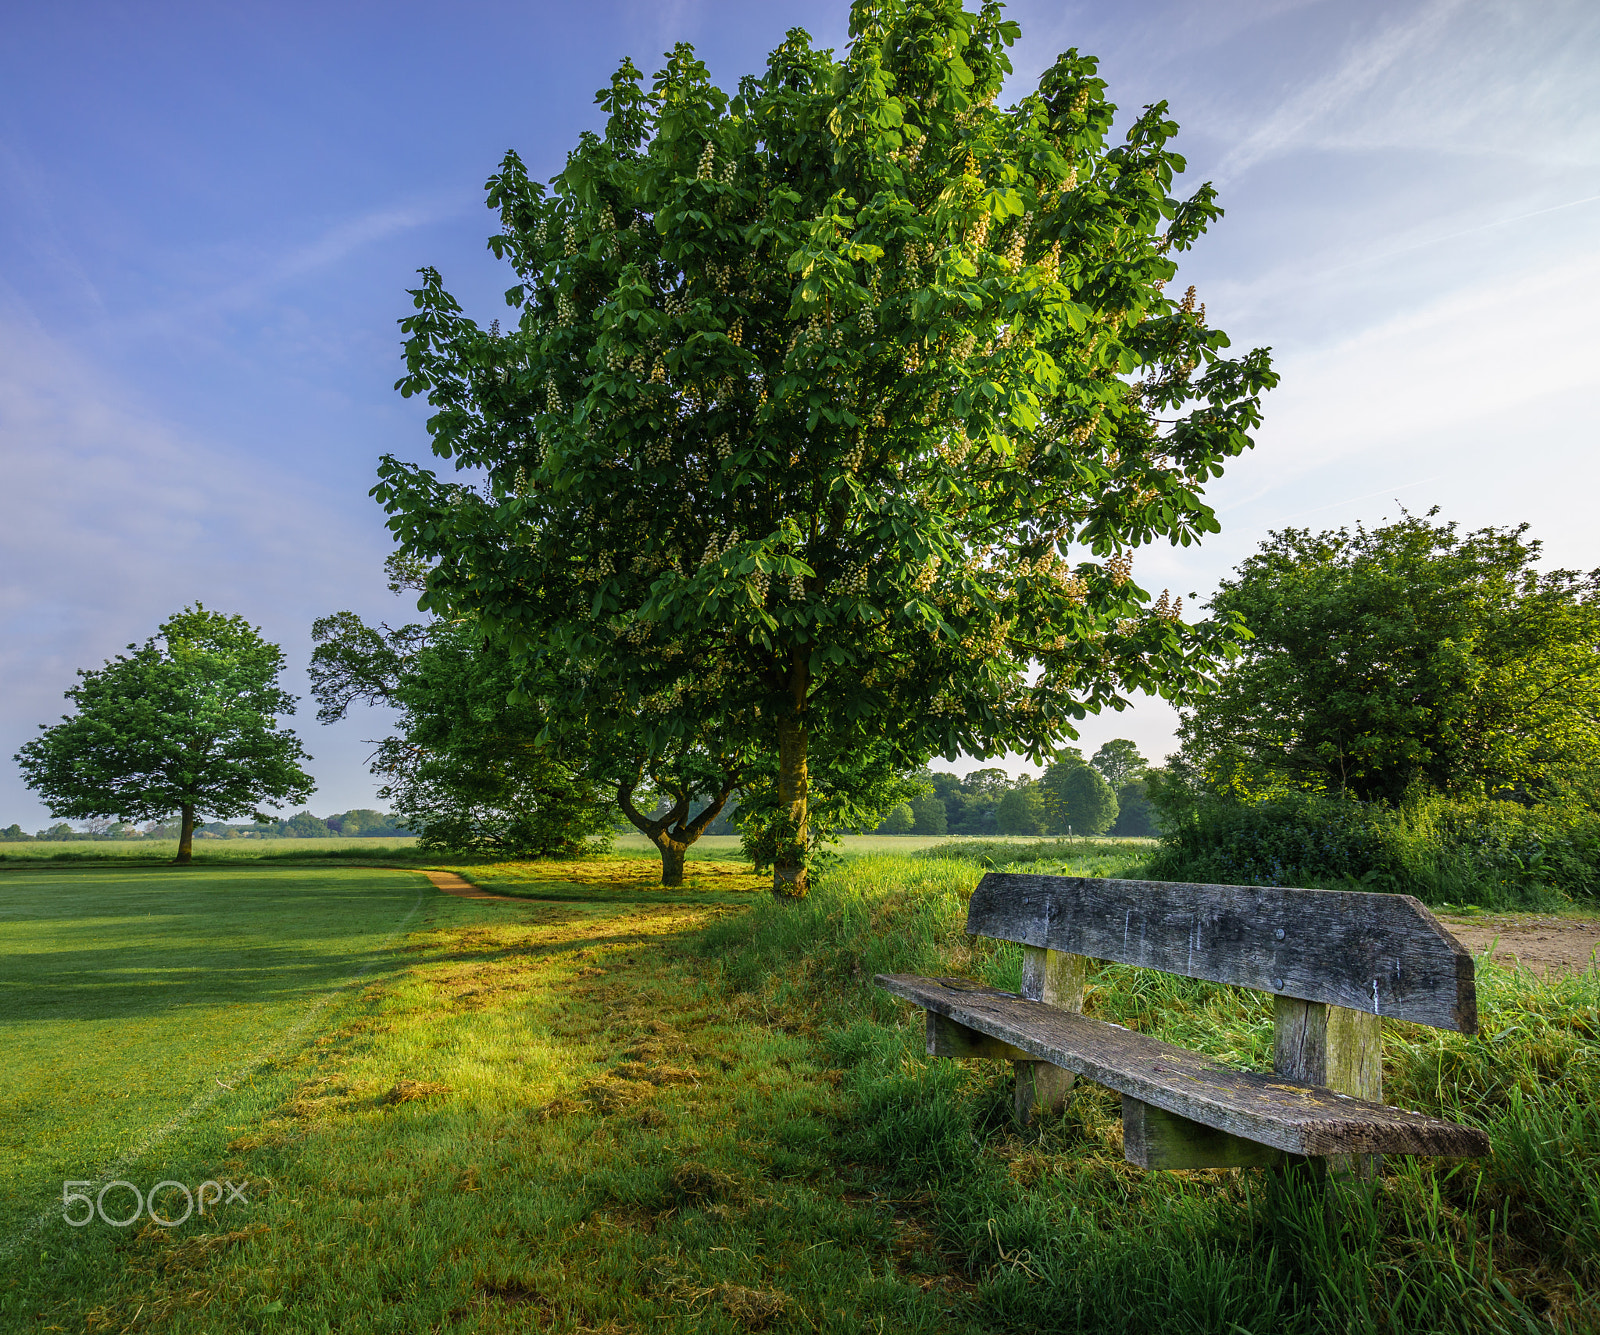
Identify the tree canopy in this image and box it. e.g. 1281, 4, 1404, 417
15, 606, 314, 863
1039, 753, 1118, 834
310, 610, 617, 861
374, 0, 1274, 894
1176, 510, 1600, 804
995, 781, 1046, 834
1090, 737, 1146, 789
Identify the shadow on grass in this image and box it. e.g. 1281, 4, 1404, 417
0, 864, 429, 1024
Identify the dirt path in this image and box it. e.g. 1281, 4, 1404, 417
417, 869, 528, 903
1440, 915, 1600, 977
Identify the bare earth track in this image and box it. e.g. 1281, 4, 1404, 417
417, 869, 526, 902
1439, 915, 1600, 976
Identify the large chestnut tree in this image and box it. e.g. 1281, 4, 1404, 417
375, 0, 1275, 895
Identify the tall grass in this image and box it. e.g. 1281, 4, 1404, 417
699, 854, 1600, 1333
916, 837, 1155, 876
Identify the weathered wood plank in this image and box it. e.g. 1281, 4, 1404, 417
1123, 1097, 1286, 1170
966, 874, 1477, 1033
876, 973, 1489, 1158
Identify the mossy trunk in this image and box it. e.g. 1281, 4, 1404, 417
656, 836, 687, 887
772, 714, 809, 898
174, 804, 195, 865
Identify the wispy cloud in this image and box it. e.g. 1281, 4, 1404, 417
198, 201, 455, 314
0, 136, 111, 323
116, 197, 462, 341
1216, 0, 1463, 181
1201, 246, 1600, 552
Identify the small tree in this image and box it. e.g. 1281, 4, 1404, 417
877, 802, 915, 834
996, 781, 1046, 835
15, 606, 314, 863
1109, 776, 1156, 836
376, 2, 1273, 895
1038, 751, 1080, 831
311, 611, 619, 863
1043, 760, 1117, 834
1090, 738, 1146, 790
909, 789, 948, 835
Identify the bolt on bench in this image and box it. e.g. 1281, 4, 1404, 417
876, 874, 1490, 1171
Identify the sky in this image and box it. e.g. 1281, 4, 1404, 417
2, 0, 1597, 825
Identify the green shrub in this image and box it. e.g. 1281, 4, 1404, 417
915, 837, 1149, 872
875, 802, 915, 835
1148, 792, 1598, 908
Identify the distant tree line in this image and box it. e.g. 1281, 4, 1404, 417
874, 740, 1158, 838
1, 809, 410, 842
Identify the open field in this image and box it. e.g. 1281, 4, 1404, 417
1, 831, 1155, 870
3, 852, 1595, 1332
611, 831, 1158, 860
0, 836, 420, 863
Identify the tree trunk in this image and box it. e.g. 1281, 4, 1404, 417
175, 804, 195, 865
656, 836, 687, 887
773, 714, 809, 898
617, 773, 724, 888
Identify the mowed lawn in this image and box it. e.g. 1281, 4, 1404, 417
0, 865, 429, 1240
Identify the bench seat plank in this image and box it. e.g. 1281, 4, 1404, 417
876, 973, 1489, 1159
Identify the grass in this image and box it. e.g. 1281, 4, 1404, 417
0, 865, 429, 1245
4, 851, 1596, 1333
701, 854, 1600, 1333
914, 837, 1156, 875
3, 861, 993, 1333
461, 856, 769, 903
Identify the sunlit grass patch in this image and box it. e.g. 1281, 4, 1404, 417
0, 864, 430, 1243
915, 836, 1156, 874
459, 855, 768, 900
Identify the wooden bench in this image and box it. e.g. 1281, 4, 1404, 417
876, 874, 1490, 1170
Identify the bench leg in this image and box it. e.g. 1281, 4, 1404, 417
1123, 1097, 1285, 1170
1014, 1061, 1074, 1125
1012, 945, 1085, 1126
1274, 997, 1383, 1180
926, 1011, 1030, 1061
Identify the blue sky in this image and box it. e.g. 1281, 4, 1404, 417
3, 0, 1597, 825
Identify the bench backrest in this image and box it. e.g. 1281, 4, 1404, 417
967, 874, 1476, 1033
